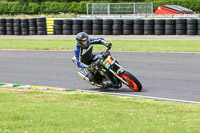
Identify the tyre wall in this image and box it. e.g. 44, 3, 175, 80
0, 17, 47, 35
1, 18, 200, 35
53, 18, 200, 35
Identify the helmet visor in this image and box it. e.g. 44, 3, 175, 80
77, 40, 87, 45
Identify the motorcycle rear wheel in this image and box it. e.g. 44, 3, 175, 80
120, 71, 142, 91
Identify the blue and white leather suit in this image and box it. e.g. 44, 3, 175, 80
73, 37, 108, 68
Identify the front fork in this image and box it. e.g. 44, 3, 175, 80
107, 63, 129, 86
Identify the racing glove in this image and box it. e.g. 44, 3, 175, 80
87, 65, 93, 71
106, 43, 112, 49
87, 63, 95, 72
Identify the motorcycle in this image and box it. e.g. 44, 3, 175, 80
75, 45, 142, 91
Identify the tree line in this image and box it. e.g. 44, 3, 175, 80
7, 0, 146, 2
0, 0, 200, 14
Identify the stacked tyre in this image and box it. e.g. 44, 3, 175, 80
113, 19, 123, 35
176, 19, 186, 35
0, 18, 6, 35
13, 19, 21, 35
186, 19, 197, 35
198, 19, 200, 35
102, 19, 113, 35
165, 19, 175, 35
133, 19, 144, 35
93, 19, 102, 35
72, 19, 82, 35
144, 19, 154, 35
63, 19, 73, 35
82, 19, 93, 35
6, 18, 14, 35
154, 19, 165, 35
123, 19, 133, 35
21, 19, 29, 35
29, 18, 37, 35
54, 20, 63, 35
37, 17, 47, 35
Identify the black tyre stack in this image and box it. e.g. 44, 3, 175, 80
54, 20, 63, 35
2, 18, 200, 36
21, 18, 29, 35
154, 19, 165, 35
165, 19, 175, 35
13, 19, 21, 35
72, 19, 82, 35
113, 19, 123, 35
82, 19, 93, 35
29, 18, 37, 35
6, 18, 14, 35
176, 19, 186, 35
37, 17, 47, 35
0, 18, 6, 35
102, 19, 113, 35
144, 19, 154, 35
93, 19, 102, 35
198, 19, 200, 35
123, 19, 133, 35
186, 19, 197, 35
63, 19, 73, 35
133, 19, 144, 35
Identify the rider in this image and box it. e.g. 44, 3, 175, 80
72, 32, 112, 81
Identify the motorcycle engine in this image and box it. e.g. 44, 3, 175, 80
102, 78, 113, 87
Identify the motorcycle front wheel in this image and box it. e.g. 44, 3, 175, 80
120, 71, 142, 91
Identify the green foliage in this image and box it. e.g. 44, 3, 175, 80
76, 1, 87, 14
27, 2, 41, 14
0, 2, 8, 13
68, 2, 78, 13
1, 0, 200, 14
0, 1, 88, 14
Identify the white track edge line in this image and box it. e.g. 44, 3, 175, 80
95, 91, 200, 104
1, 83, 200, 104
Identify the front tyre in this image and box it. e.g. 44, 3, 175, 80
120, 71, 142, 91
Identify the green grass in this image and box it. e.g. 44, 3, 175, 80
0, 39, 75, 50
0, 89, 199, 133
0, 39, 200, 52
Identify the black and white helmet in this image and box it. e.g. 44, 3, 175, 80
76, 32, 89, 48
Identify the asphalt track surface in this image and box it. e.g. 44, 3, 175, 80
0, 49, 200, 103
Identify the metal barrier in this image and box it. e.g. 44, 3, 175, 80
78, 14, 200, 18
86, 3, 153, 15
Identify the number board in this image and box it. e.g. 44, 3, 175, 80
102, 55, 114, 69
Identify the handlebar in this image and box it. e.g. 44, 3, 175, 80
106, 48, 110, 52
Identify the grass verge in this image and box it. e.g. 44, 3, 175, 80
0, 88, 199, 133
0, 39, 200, 52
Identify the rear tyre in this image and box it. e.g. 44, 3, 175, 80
120, 71, 142, 91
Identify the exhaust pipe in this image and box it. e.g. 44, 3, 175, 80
77, 72, 102, 87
